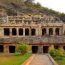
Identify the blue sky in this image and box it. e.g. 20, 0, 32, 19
35, 0, 65, 13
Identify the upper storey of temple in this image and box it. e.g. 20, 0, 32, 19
0, 7, 63, 25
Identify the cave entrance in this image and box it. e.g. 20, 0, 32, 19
12, 28, 17, 36
4, 28, 10, 36
43, 46, 49, 53
55, 28, 60, 35
31, 29, 36, 36
0, 45, 3, 53
32, 46, 38, 54
9, 46, 15, 53
54, 45, 59, 49
63, 46, 65, 50
25, 28, 29, 36
19, 28, 23, 36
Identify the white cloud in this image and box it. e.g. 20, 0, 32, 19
35, 0, 65, 13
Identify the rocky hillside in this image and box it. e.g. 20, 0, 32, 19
0, 0, 65, 22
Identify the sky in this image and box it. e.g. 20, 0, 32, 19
35, 0, 65, 13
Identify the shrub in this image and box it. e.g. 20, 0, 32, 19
16, 44, 29, 54
58, 48, 64, 56
49, 48, 57, 57
50, 47, 65, 60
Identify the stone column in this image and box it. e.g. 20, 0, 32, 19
4, 44, 9, 54
23, 28, 25, 36
46, 28, 49, 35
36, 28, 38, 36
29, 28, 31, 36
38, 45, 43, 54
17, 28, 19, 37
59, 28, 62, 35
2, 28, 4, 37
38, 24, 42, 36
10, 28, 12, 37
53, 28, 55, 36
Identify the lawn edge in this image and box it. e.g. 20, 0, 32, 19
48, 54, 58, 65
22, 54, 35, 65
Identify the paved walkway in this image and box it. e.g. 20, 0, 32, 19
29, 54, 53, 65
23, 54, 55, 65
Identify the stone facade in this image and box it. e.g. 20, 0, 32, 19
0, 7, 65, 54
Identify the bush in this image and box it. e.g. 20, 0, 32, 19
50, 47, 65, 60
49, 48, 57, 57
49, 45, 56, 57
58, 48, 64, 56
16, 44, 29, 54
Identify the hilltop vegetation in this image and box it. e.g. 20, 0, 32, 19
0, 0, 65, 22
1, 0, 34, 3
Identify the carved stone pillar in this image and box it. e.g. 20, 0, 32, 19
38, 45, 43, 54
53, 28, 55, 36
10, 28, 12, 37
36, 28, 38, 36
23, 28, 25, 36
17, 28, 19, 37
38, 24, 42, 36
4, 44, 9, 54
29, 28, 31, 36
59, 28, 62, 35
46, 28, 49, 35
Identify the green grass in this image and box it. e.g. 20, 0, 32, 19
0, 53, 31, 65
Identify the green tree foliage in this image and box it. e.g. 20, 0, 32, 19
2, 0, 24, 3
2, 0, 34, 3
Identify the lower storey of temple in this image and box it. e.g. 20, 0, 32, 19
32, 44, 65, 54
0, 43, 16, 54
0, 43, 65, 54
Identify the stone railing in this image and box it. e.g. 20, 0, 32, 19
0, 36, 65, 44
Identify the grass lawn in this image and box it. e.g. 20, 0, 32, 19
0, 53, 31, 65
